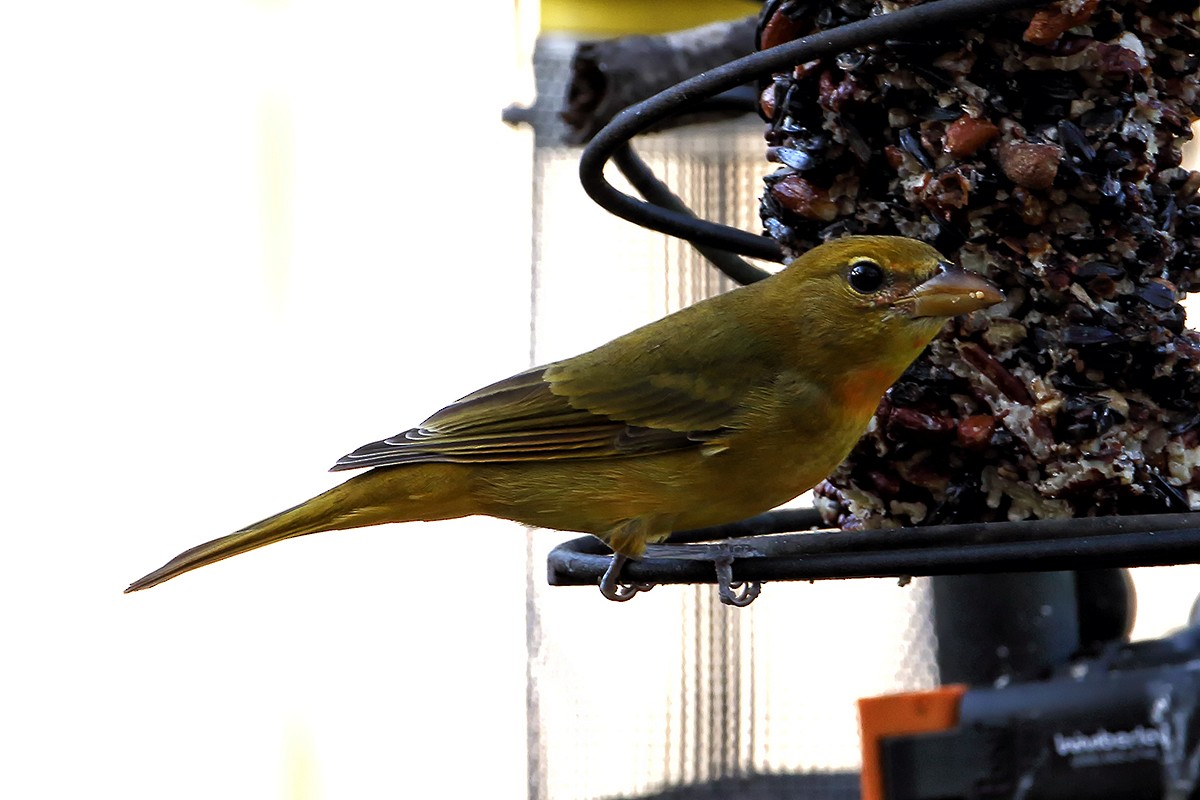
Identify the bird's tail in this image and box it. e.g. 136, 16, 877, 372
125, 464, 475, 593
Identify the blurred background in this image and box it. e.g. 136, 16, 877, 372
2, 2, 1199, 798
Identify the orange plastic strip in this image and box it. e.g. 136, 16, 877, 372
858, 685, 967, 800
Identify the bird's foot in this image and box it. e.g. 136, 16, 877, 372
598, 553, 655, 602
715, 556, 760, 607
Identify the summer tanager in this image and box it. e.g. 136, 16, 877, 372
127, 236, 1001, 596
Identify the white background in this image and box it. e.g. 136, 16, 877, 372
2, 3, 533, 797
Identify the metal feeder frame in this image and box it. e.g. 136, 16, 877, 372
548, 0, 1200, 612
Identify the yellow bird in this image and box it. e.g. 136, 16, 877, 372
127, 236, 1001, 598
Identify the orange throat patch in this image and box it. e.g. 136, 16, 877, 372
833, 365, 904, 421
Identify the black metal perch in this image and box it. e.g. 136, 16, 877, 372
548, 509, 1200, 600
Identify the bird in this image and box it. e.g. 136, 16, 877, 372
126, 236, 1002, 598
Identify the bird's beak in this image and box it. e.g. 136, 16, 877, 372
898, 261, 1004, 318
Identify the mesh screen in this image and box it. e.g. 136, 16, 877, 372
523, 35, 940, 800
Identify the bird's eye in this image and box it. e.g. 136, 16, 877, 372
847, 259, 886, 294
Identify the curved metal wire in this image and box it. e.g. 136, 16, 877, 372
612, 144, 773, 284
578, 0, 1052, 281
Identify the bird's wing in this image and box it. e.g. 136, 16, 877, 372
330, 350, 762, 472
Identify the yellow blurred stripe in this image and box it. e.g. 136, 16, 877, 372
541, 0, 753, 37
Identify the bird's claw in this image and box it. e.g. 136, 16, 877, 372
715, 557, 761, 607
598, 554, 655, 602
599, 581, 654, 602
596, 551, 759, 605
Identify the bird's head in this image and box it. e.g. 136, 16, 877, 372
768, 235, 1003, 376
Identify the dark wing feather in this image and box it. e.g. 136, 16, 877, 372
332, 293, 776, 472
330, 366, 717, 471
